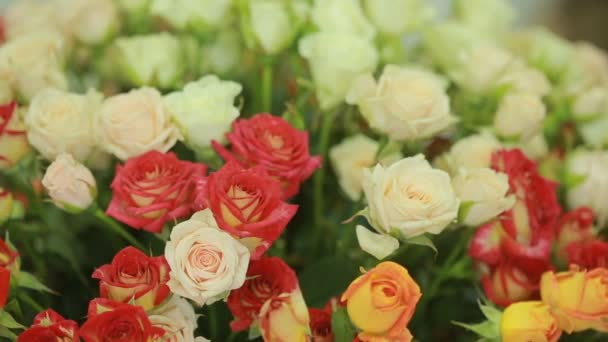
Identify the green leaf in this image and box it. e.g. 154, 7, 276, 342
452, 320, 500, 340
563, 172, 586, 189
458, 201, 475, 223
478, 302, 503, 324
331, 307, 357, 342
299, 255, 360, 308
0, 326, 17, 339
405, 234, 437, 256
247, 326, 261, 340
0, 310, 25, 330
282, 103, 307, 130
15, 271, 56, 294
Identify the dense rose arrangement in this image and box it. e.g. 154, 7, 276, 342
0, 0, 607, 341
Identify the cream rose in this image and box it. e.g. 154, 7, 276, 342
494, 93, 546, 141
347, 65, 456, 141
311, 0, 375, 40
454, 0, 514, 38
98, 87, 181, 160
449, 44, 515, 93
362, 154, 460, 239
4, 0, 56, 39
25, 88, 101, 162
298, 32, 378, 110
200, 30, 242, 75
497, 60, 551, 97
572, 87, 608, 148
329, 134, 401, 201
363, 0, 434, 35
511, 28, 574, 81
148, 295, 209, 342
53, 0, 119, 45
42, 154, 97, 212
164, 76, 242, 154
434, 132, 502, 175
513, 133, 549, 161
452, 168, 515, 226
150, 0, 233, 30
566, 150, 608, 227
165, 209, 250, 306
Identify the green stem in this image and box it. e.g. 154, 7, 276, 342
18, 292, 44, 312
93, 209, 145, 250
207, 304, 219, 341
262, 59, 273, 113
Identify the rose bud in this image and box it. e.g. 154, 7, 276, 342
148, 295, 210, 342
309, 306, 334, 342
106, 151, 207, 233
469, 220, 503, 266
0, 237, 20, 272
567, 239, 608, 269
227, 257, 305, 332
205, 162, 298, 259
0, 188, 13, 225
0, 102, 31, 170
541, 267, 608, 333
481, 262, 537, 307
42, 153, 97, 213
0, 267, 10, 308
341, 261, 421, 341
165, 209, 250, 306
18, 309, 79, 342
259, 289, 310, 342
92, 247, 170, 311
500, 301, 561, 342
556, 207, 595, 262
213, 114, 321, 199
80, 299, 165, 342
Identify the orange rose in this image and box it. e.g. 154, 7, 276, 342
341, 262, 421, 342
501, 301, 561, 342
540, 267, 608, 333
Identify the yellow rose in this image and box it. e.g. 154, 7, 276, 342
0, 103, 31, 170
540, 267, 608, 333
341, 262, 421, 341
259, 290, 310, 342
501, 301, 561, 342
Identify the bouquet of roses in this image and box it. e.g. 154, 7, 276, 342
1, 0, 608, 341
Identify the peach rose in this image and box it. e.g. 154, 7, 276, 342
341, 261, 421, 341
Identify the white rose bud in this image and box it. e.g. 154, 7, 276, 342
435, 132, 502, 175
449, 44, 514, 93
566, 150, 608, 227
42, 154, 97, 212
452, 168, 515, 226
54, 0, 119, 45
363, 0, 434, 36
494, 93, 546, 141
311, 0, 375, 40
113, 33, 183, 89
200, 30, 242, 75
165, 76, 242, 154
497, 60, 551, 97
347, 65, 456, 141
561, 43, 608, 96
572, 87, 608, 148
98, 87, 182, 160
513, 133, 549, 161
329, 134, 402, 201
423, 21, 487, 71
510, 28, 574, 81
298, 32, 378, 110
454, 0, 514, 38
4, 0, 56, 39
25, 88, 101, 162
149, 295, 209, 342
362, 154, 460, 239
165, 209, 250, 306
150, 0, 233, 31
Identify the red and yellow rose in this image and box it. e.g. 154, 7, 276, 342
501, 301, 561, 342
0, 102, 30, 170
18, 309, 79, 342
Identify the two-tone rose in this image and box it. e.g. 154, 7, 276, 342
0, 102, 30, 170
18, 310, 79, 342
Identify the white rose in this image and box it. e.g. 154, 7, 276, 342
311, 0, 375, 40
449, 44, 514, 93
494, 93, 546, 141
510, 28, 574, 81
571, 87, 608, 148
454, 0, 514, 38
165, 209, 250, 306
566, 150, 608, 227
362, 154, 460, 239
363, 0, 434, 35
298, 32, 378, 110
0, 30, 68, 101
165, 76, 242, 153
561, 42, 608, 96
452, 168, 515, 226
42, 153, 97, 212
329, 134, 402, 201
113, 33, 183, 89
4, 0, 56, 40
98, 87, 182, 160
423, 21, 487, 71
25, 88, 102, 162
246, 0, 309, 54
148, 295, 209, 342
200, 30, 242, 75
515, 133, 549, 161
435, 132, 502, 175
53, 0, 119, 45
497, 60, 551, 97
347, 65, 456, 141
150, 0, 233, 30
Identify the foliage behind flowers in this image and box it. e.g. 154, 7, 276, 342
0, 0, 608, 341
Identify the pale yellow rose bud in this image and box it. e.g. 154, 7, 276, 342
435, 132, 502, 175
494, 93, 546, 141
150, 0, 233, 31
42, 154, 97, 213
0, 103, 31, 170
363, 0, 434, 35
566, 150, 608, 227
311, 0, 375, 40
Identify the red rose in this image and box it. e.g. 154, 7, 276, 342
204, 162, 298, 259
92, 247, 170, 311
481, 262, 539, 307
0, 102, 30, 169
18, 309, 79, 342
213, 113, 321, 199
227, 257, 299, 331
81, 299, 164, 342
107, 151, 207, 233
556, 207, 595, 261
309, 308, 333, 342
567, 240, 608, 269
0, 237, 19, 271
0, 267, 9, 308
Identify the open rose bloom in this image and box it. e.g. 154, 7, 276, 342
6, 1, 608, 341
